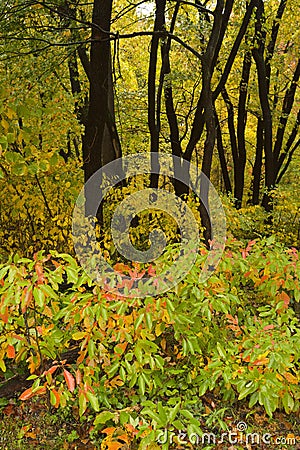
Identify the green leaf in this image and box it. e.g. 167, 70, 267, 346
249, 391, 259, 408
87, 391, 100, 412
141, 408, 162, 425
79, 392, 87, 416
0, 266, 9, 280
94, 411, 114, 425
238, 382, 256, 400
216, 342, 226, 359
262, 395, 276, 417
65, 266, 78, 284
33, 287, 45, 308
39, 284, 58, 299
157, 402, 168, 426
119, 411, 130, 425
145, 312, 152, 330
138, 374, 145, 395
134, 313, 144, 331
168, 403, 180, 423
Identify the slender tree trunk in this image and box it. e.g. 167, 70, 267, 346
235, 50, 251, 208
215, 110, 232, 195
82, 0, 121, 219
252, 0, 274, 212
148, 0, 166, 189
252, 118, 264, 205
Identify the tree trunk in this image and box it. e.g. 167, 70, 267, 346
82, 0, 121, 219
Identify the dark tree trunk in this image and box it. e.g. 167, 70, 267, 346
235, 50, 251, 208
252, 0, 274, 212
252, 118, 264, 205
82, 0, 121, 219
276, 109, 300, 183
274, 59, 300, 173
148, 0, 166, 189
199, 0, 224, 244
160, 3, 186, 197
215, 109, 232, 195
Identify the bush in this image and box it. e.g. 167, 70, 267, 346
0, 237, 299, 448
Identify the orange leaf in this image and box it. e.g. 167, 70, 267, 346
252, 357, 269, 366
284, 372, 298, 384
35, 263, 45, 284
75, 369, 82, 385
281, 292, 290, 308
114, 342, 127, 355
0, 307, 9, 323
43, 365, 59, 376
7, 344, 15, 359
106, 442, 123, 450
52, 389, 61, 408
19, 387, 34, 401
116, 433, 129, 443
35, 386, 47, 396
21, 286, 33, 313
63, 368, 75, 392
77, 351, 86, 364
102, 427, 116, 436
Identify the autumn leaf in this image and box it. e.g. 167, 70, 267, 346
50, 389, 60, 408
75, 369, 82, 385
43, 365, 59, 376
63, 368, 75, 392
21, 286, 33, 313
102, 427, 117, 436
35, 262, 45, 284
263, 324, 275, 331
19, 387, 34, 401
284, 372, 298, 385
6, 344, 15, 359
252, 357, 269, 366
102, 441, 123, 450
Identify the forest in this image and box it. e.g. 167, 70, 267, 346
0, 0, 299, 448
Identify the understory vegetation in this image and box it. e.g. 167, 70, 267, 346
0, 0, 299, 448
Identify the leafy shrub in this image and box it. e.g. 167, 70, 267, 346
222, 191, 300, 248
0, 237, 299, 448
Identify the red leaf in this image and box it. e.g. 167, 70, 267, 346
43, 365, 59, 376
147, 265, 156, 276
263, 324, 275, 331
63, 369, 75, 392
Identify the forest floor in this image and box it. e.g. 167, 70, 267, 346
0, 396, 299, 449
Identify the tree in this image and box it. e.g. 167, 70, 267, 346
0, 0, 299, 242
